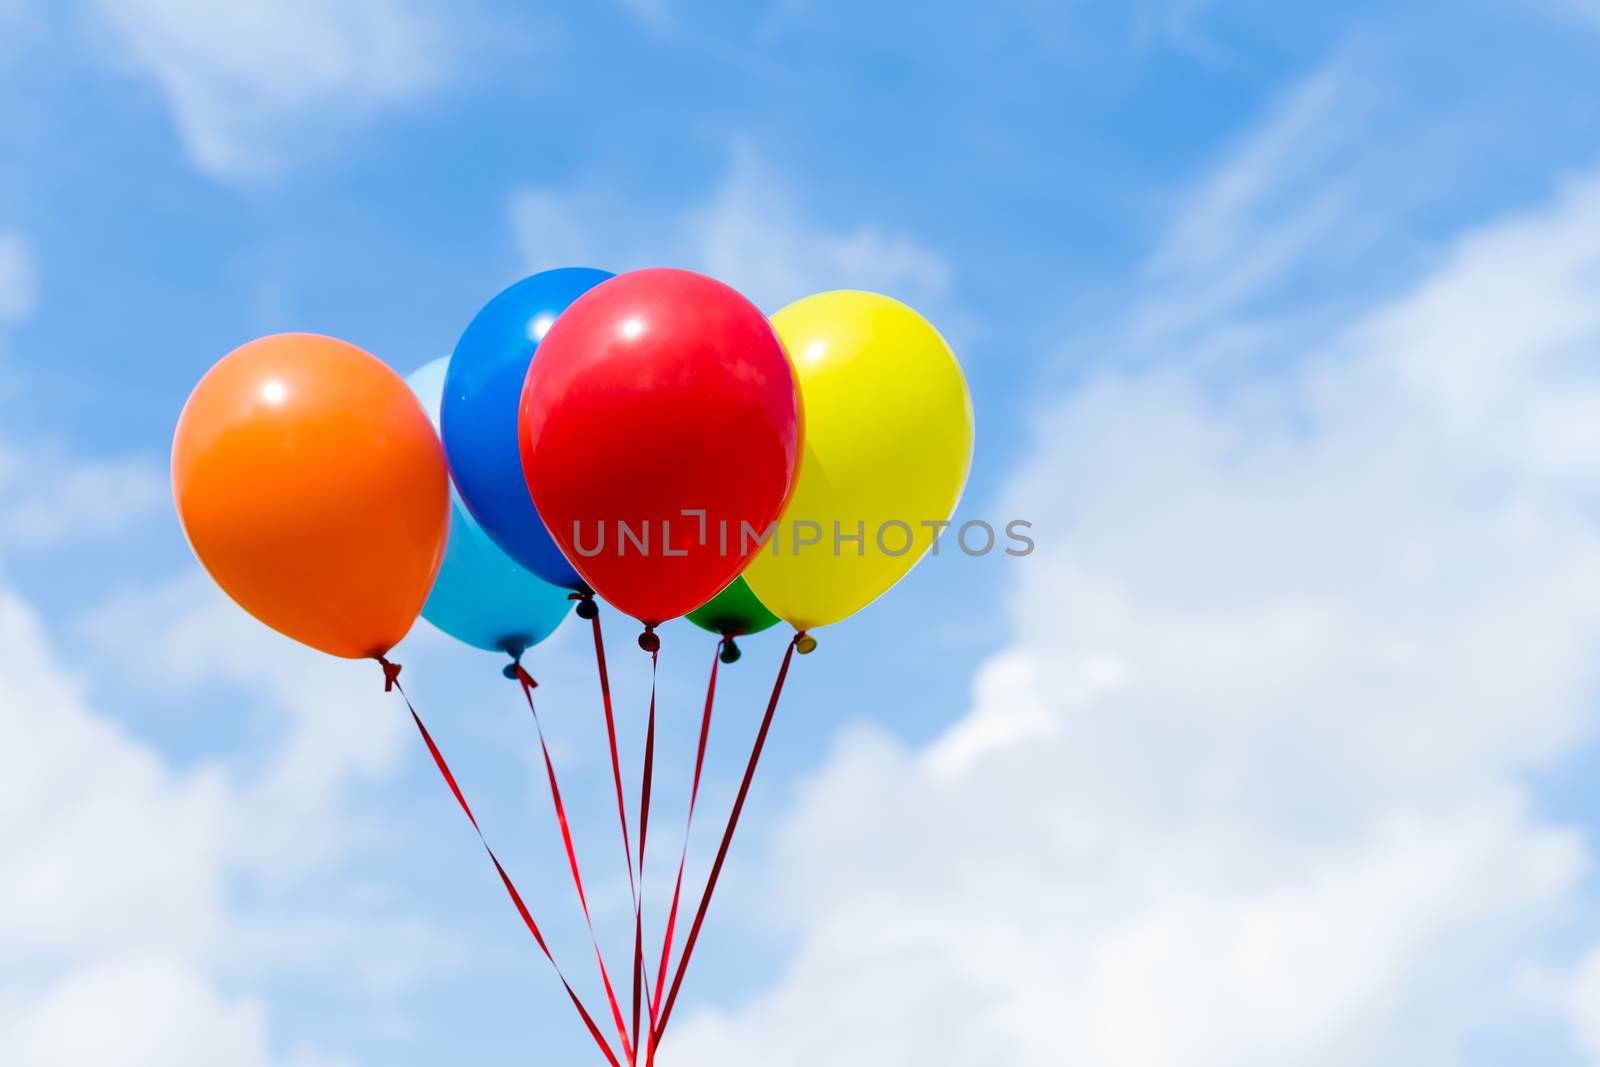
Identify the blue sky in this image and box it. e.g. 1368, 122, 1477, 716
5, 1, 1600, 1065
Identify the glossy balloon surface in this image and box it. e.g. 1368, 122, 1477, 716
520, 268, 802, 625
173, 334, 449, 658
443, 268, 613, 589
744, 291, 972, 630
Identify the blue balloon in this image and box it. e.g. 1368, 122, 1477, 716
408, 358, 572, 655
442, 268, 614, 589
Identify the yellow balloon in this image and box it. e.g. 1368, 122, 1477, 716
744, 291, 973, 631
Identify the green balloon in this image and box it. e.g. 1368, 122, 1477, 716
688, 576, 780, 637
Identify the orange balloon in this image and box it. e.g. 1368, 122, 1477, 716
172, 333, 450, 659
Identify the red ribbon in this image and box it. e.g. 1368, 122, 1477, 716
513, 664, 636, 1065
632, 647, 658, 1057
589, 607, 639, 905
644, 639, 723, 1067
651, 634, 799, 1047
376, 657, 623, 1067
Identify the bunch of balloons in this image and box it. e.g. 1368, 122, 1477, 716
172, 267, 972, 663
171, 266, 972, 1063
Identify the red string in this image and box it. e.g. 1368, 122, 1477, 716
644, 638, 722, 1067
513, 664, 636, 1065
588, 601, 643, 1066
376, 657, 623, 1067
588, 606, 640, 908
651, 634, 800, 1048
632, 647, 658, 1056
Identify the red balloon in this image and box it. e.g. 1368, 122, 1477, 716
519, 269, 802, 627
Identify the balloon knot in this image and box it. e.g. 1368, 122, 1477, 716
638, 626, 661, 654
795, 632, 817, 655
377, 656, 402, 691
574, 594, 599, 620
720, 637, 742, 664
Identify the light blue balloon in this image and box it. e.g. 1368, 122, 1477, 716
407, 358, 572, 656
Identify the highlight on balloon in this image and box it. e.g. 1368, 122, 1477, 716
170, 267, 973, 1065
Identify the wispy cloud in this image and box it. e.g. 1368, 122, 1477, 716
511, 149, 953, 313
1123, 61, 1399, 370
0, 445, 164, 550
87, 0, 458, 180
0, 233, 35, 322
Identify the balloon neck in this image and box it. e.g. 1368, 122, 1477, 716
719, 637, 742, 664
573, 593, 599, 620
795, 632, 818, 655
638, 625, 661, 654
375, 655, 403, 691
500, 637, 529, 661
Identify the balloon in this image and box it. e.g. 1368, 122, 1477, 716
688, 576, 779, 636
520, 268, 802, 630
743, 292, 973, 631
172, 334, 449, 659
443, 268, 614, 590
406, 358, 572, 655
688, 577, 779, 663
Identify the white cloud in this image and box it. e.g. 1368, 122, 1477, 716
0, 445, 165, 549
0, 233, 35, 321
0, 587, 228, 964
657, 108, 1600, 1067
511, 151, 952, 313
1556, 946, 1600, 1065
88, 0, 454, 179
0, 562, 432, 1064
78, 572, 412, 882
0, 956, 349, 1067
